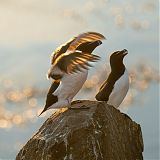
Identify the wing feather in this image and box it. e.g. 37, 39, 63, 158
55, 51, 100, 73
51, 32, 105, 64
51, 38, 75, 64
67, 32, 106, 51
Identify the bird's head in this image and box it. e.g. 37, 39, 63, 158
110, 49, 128, 70
47, 65, 63, 80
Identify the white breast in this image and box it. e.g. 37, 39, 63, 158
107, 69, 129, 108
55, 70, 88, 101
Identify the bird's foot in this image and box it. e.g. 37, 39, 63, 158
68, 105, 90, 109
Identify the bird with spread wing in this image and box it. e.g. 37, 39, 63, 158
39, 32, 105, 116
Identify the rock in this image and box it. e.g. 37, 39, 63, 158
16, 100, 143, 160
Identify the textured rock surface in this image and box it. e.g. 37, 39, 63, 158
16, 101, 143, 160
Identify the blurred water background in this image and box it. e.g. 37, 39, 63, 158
0, 0, 159, 159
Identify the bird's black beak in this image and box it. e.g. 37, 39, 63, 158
121, 49, 128, 56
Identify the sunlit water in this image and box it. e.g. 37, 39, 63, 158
0, 84, 159, 159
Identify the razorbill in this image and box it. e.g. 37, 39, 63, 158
95, 49, 129, 108
39, 32, 105, 115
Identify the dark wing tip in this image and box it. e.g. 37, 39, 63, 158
38, 103, 51, 117
38, 108, 47, 117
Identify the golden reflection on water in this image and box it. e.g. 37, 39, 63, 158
28, 98, 37, 107
0, 119, 11, 128
0, 64, 159, 128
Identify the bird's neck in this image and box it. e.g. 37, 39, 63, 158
110, 64, 125, 79
111, 61, 125, 71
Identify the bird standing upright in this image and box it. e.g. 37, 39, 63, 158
39, 32, 105, 116
95, 49, 129, 108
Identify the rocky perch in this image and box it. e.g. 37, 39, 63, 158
16, 100, 143, 160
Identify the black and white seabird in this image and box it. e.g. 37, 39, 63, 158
39, 32, 105, 115
95, 49, 129, 108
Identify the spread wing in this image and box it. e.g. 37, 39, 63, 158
67, 32, 105, 51
54, 51, 100, 74
76, 40, 102, 53
51, 32, 105, 64
51, 38, 75, 64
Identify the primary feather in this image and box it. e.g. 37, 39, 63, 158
48, 32, 105, 80
51, 32, 105, 65
67, 32, 105, 51
54, 51, 100, 73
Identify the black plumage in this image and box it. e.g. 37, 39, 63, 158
95, 49, 128, 102
76, 40, 102, 53
39, 80, 60, 116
